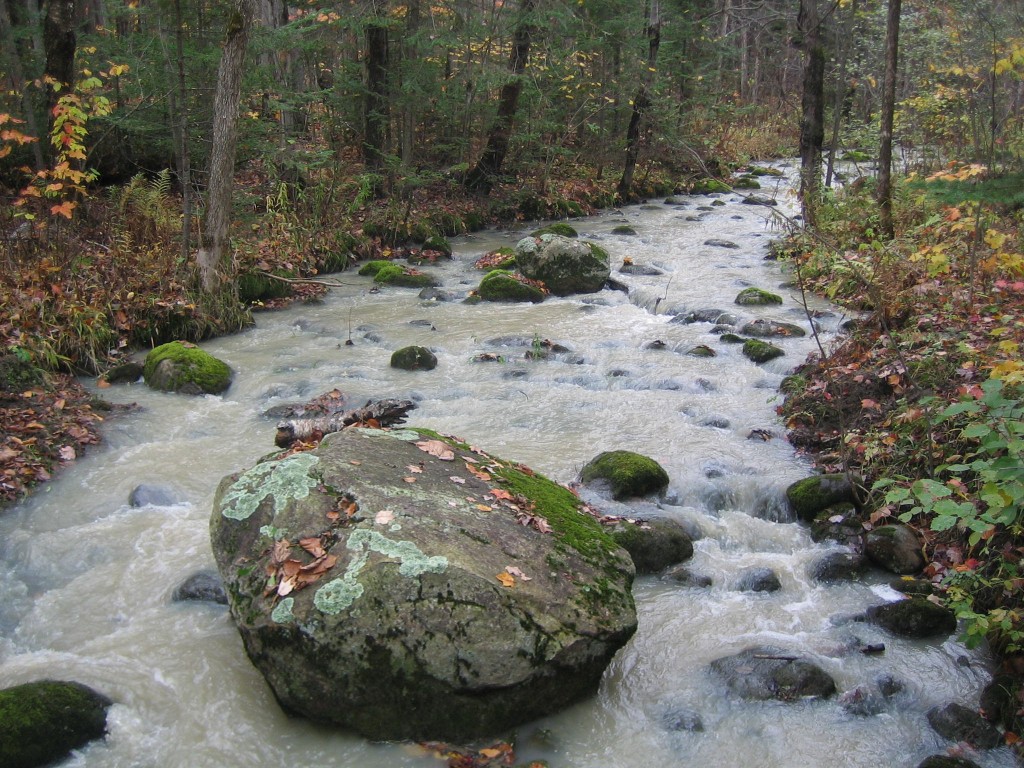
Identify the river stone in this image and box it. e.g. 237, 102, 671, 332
809, 502, 864, 547
809, 551, 866, 583
102, 361, 144, 384
787, 474, 860, 522
864, 524, 925, 575
619, 263, 663, 276
610, 519, 694, 574
926, 702, 1002, 749
704, 238, 739, 249
917, 757, 983, 768
477, 270, 545, 303
733, 567, 782, 592
664, 565, 712, 587
671, 308, 739, 326
742, 194, 777, 206
515, 234, 610, 295
128, 483, 181, 508
390, 345, 438, 371
739, 318, 806, 338
742, 339, 784, 364
656, 703, 704, 732
709, 646, 836, 701
579, 450, 670, 500
0, 680, 112, 768
866, 598, 957, 639
143, 341, 232, 395
735, 287, 783, 306
172, 570, 228, 604
209, 428, 637, 742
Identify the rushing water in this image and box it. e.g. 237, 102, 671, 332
0, 167, 1016, 768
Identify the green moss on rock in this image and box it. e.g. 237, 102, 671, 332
733, 176, 761, 190
580, 450, 670, 500
690, 178, 730, 194
390, 346, 438, 371
786, 473, 860, 522
143, 341, 232, 394
735, 287, 783, 306
0, 680, 111, 768
742, 339, 784, 364
611, 225, 637, 236
374, 264, 439, 288
422, 235, 452, 257
358, 259, 393, 277
478, 270, 545, 303
531, 222, 578, 238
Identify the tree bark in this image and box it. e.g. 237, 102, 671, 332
363, 19, 390, 173
464, 0, 536, 195
43, 0, 76, 115
0, 0, 44, 169
798, 0, 825, 227
825, 0, 857, 188
197, 0, 258, 295
617, 0, 661, 200
877, 0, 901, 240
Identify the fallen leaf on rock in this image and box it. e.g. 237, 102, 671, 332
375, 509, 395, 525
271, 539, 292, 564
496, 571, 515, 588
450, 475, 466, 484
349, 459, 362, 466
407, 464, 423, 474
299, 537, 326, 557
466, 463, 491, 481
403, 476, 417, 484
491, 488, 514, 501
476, 504, 493, 512
416, 439, 455, 461
57, 445, 75, 461
506, 566, 532, 581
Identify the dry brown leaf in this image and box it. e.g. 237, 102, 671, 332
349, 459, 362, 466
496, 571, 515, 588
407, 464, 424, 474
491, 488, 514, 501
299, 537, 326, 558
58, 445, 76, 461
450, 476, 466, 485
403, 476, 417, 484
415, 439, 455, 461
476, 504, 493, 512
271, 539, 291, 564
466, 464, 491, 481
375, 509, 395, 525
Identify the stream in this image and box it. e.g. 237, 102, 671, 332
0, 165, 1017, 768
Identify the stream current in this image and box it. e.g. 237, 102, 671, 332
0, 166, 1017, 767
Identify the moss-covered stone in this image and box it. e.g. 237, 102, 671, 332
478, 270, 545, 303
374, 264, 440, 288
786, 474, 860, 522
0, 680, 111, 768
0, 354, 45, 394
735, 287, 783, 306
390, 346, 438, 371
733, 176, 761, 190
720, 333, 745, 344
611, 225, 638, 236
843, 150, 872, 163
686, 345, 717, 358
611, 519, 693, 573
237, 271, 293, 303
690, 178, 730, 194
357, 259, 394, 277
580, 450, 670, 500
866, 598, 957, 639
143, 341, 232, 395
422, 235, 452, 257
531, 222, 578, 238
742, 339, 784, 364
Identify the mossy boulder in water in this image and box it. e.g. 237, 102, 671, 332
390, 346, 438, 371
143, 341, 232, 395
579, 450, 670, 500
786, 474, 860, 522
374, 263, 439, 288
515, 234, 610, 295
209, 428, 637, 742
610, 518, 694, 574
866, 598, 957, 639
0, 680, 111, 768
477, 270, 545, 303
926, 702, 1002, 749
742, 339, 784, 364
531, 222, 578, 238
735, 287, 783, 306
864, 524, 925, 575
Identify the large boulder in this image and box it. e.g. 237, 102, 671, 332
143, 341, 232, 395
709, 646, 836, 701
0, 680, 111, 768
515, 234, 610, 295
210, 428, 637, 742
786, 474, 860, 522
926, 702, 1002, 749
610, 518, 694, 574
579, 450, 670, 500
864, 524, 925, 574
866, 598, 957, 639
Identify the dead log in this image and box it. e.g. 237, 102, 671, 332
275, 399, 416, 447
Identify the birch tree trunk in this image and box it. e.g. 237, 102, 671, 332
197, 0, 258, 295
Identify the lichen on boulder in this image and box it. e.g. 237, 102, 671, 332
209, 428, 636, 742
0, 680, 111, 768
579, 450, 670, 500
143, 341, 232, 395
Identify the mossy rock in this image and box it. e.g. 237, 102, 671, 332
866, 598, 957, 639
473, 248, 517, 271
719, 333, 745, 344
101, 361, 144, 385
478, 270, 545, 303
143, 341, 232, 395
580, 450, 670, 500
735, 287, 783, 306
611, 225, 638, 236
611, 519, 694, 574
531, 222, 578, 238
357, 259, 393, 277
374, 264, 439, 288
390, 346, 438, 371
422, 235, 453, 257
843, 150, 872, 163
0, 680, 111, 768
690, 178, 730, 194
733, 176, 761, 190
237, 271, 293, 303
786, 474, 859, 522
686, 345, 717, 358
742, 339, 784, 364
745, 166, 782, 177
0, 354, 45, 394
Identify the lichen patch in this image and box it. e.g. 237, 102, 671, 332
220, 452, 320, 521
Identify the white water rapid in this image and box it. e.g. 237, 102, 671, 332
0, 165, 1016, 767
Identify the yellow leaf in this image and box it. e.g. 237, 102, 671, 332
496, 571, 515, 588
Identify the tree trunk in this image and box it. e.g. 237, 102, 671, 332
197, 0, 257, 295
877, 0, 901, 240
617, 0, 661, 200
464, 0, 536, 195
399, 0, 420, 167
170, 0, 192, 261
798, 0, 825, 227
825, 0, 857, 188
43, 0, 76, 115
363, 20, 389, 173
0, 0, 44, 169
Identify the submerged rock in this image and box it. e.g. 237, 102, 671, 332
172, 570, 228, 604
129, 483, 181, 508
515, 234, 610, 295
210, 428, 636, 742
926, 702, 1002, 749
0, 680, 112, 768
739, 318, 806, 338
143, 341, 232, 395
579, 450, 670, 500
390, 345, 438, 371
709, 646, 836, 701
733, 567, 782, 593
916, 757, 983, 768
610, 518, 694, 574
664, 565, 712, 587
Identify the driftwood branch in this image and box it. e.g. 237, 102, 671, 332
275, 398, 416, 447
257, 270, 359, 288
